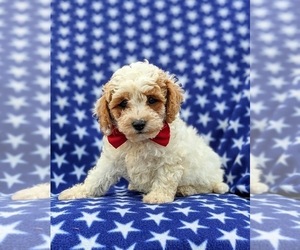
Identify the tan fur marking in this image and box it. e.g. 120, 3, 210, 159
165, 78, 184, 123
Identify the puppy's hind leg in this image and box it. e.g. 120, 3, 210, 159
177, 183, 229, 197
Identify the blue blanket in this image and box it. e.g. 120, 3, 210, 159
52, 180, 250, 249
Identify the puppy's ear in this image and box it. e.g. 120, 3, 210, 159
94, 86, 113, 135
165, 77, 184, 123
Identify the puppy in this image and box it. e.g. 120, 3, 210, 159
59, 61, 229, 204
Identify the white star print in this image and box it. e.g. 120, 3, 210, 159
31, 234, 51, 250
51, 221, 69, 240
268, 118, 290, 133
4, 114, 28, 128
147, 230, 178, 249
217, 118, 228, 131
2, 153, 26, 168
5, 96, 28, 110
252, 228, 295, 249
70, 165, 86, 181
108, 221, 140, 239
142, 212, 171, 226
72, 125, 89, 140
217, 228, 247, 249
73, 108, 87, 122
52, 133, 69, 150
251, 118, 268, 132
208, 212, 234, 224
188, 239, 208, 250
228, 118, 243, 134
220, 152, 231, 168
195, 94, 209, 108
0, 221, 27, 244
197, 112, 212, 127
3, 134, 27, 149
54, 96, 70, 110
33, 125, 50, 140
232, 137, 244, 150
109, 207, 136, 218
214, 101, 228, 114
273, 208, 300, 218
53, 114, 70, 129
72, 234, 103, 250
172, 207, 198, 217
30, 165, 49, 181
74, 212, 104, 228
178, 219, 208, 234
273, 136, 291, 151
263, 171, 279, 185
52, 172, 67, 189
32, 145, 50, 160
250, 213, 273, 224
71, 144, 88, 160
0, 172, 24, 188
52, 153, 68, 168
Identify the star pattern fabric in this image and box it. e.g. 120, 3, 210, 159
0, 196, 50, 249
250, 1, 300, 250
0, 1, 51, 249
0, 0, 50, 194
52, 180, 250, 250
251, 0, 300, 195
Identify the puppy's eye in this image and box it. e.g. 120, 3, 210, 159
147, 96, 158, 105
118, 100, 128, 108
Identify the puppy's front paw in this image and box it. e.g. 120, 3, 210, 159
143, 192, 174, 204
58, 185, 88, 200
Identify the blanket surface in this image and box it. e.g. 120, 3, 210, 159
51, 180, 250, 250
251, 194, 300, 250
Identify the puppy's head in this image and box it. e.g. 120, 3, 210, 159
94, 61, 183, 142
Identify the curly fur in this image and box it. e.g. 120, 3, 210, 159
58, 61, 229, 204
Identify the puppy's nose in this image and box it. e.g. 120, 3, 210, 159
132, 120, 146, 131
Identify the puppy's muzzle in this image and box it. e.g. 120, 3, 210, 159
132, 120, 146, 131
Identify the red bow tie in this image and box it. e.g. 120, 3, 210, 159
107, 123, 170, 149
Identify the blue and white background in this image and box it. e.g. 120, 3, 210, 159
0, 0, 50, 249
251, 0, 300, 249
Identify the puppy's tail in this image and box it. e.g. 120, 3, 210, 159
213, 182, 229, 194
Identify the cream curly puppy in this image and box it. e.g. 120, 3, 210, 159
59, 61, 229, 204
